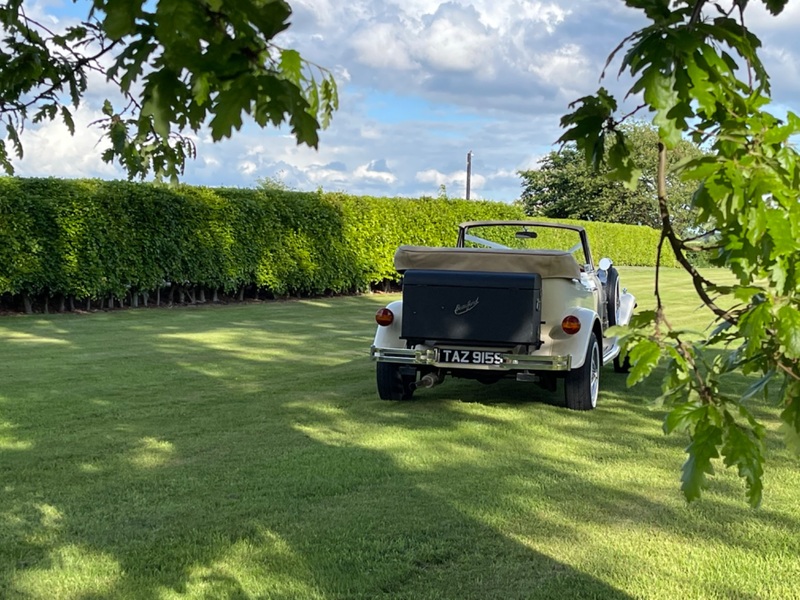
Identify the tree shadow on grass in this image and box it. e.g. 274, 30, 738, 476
1, 308, 637, 600
390, 370, 800, 555
1, 404, 636, 599
1, 300, 799, 599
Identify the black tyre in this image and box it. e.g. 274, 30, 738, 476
565, 333, 600, 411
605, 267, 631, 373
376, 362, 415, 401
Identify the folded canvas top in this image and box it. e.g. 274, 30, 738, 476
393, 245, 582, 279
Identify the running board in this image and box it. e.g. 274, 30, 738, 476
603, 343, 621, 364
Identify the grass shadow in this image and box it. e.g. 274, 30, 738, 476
2, 295, 799, 599
1, 305, 638, 599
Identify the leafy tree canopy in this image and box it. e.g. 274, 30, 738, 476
560, 0, 797, 506
518, 123, 704, 236
0, 0, 337, 181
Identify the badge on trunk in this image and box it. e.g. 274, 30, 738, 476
454, 297, 479, 315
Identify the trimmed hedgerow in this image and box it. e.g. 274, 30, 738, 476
0, 178, 674, 312
326, 193, 524, 287
529, 216, 678, 268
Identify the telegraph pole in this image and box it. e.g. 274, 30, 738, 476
466, 150, 473, 200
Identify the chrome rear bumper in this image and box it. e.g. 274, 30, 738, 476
370, 345, 571, 371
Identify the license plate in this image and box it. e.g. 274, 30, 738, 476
435, 348, 504, 365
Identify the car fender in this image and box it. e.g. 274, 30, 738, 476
544, 307, 600, 370
373, 300, 404, 348
618, 292, 636, 326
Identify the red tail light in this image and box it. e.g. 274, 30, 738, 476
561, 315, 581, 335
375, 308, 394, 326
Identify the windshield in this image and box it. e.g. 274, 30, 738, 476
459, 223, 589, 266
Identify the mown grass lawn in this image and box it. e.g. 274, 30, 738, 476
1, 267, 799, 599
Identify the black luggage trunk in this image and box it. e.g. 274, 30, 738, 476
401, 269, 542, 347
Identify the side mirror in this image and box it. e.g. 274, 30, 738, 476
598, 257, 612, 271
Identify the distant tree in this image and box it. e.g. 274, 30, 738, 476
518, 123, 704, 235
0, 0, 337, 181
258, 172, 293, 192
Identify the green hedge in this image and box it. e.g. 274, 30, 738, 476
531, 216, 678, 268
0, 178, 674, 310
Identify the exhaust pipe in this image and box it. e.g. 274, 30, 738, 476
410, 372, 443, 391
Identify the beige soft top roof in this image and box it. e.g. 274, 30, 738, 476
394, 246, 582, 279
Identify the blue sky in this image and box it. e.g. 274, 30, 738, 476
12, 0, 800, 202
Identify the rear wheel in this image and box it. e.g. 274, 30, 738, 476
565, 334, 600, 411
605, 267, 630, 373
376, 362, 415, 400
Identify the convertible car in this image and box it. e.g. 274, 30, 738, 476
370, 220, 636, 410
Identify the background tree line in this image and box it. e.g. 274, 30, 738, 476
517, 122, 705, 237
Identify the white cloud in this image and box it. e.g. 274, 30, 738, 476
745, 2, 800, 31
416, 168, 486, 190
413, 6, 496, 75
305, 163, 351, 186
527, 43, 592, 96
354, 160, 397, 183
518, 153, 546, 171
238, 161, 258, 176
16, 105, 121, 179
350, 23, 416, 70
335, 66, 352, 82
487, 168, 519, 180
359, 125, 383, 140
519, 2, 570, 33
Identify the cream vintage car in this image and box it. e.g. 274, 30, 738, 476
370, 220, 636, 410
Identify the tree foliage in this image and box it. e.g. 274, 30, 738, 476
560, 0, 797, 506
518, 123, 704, 236
0, 0, 338, 180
